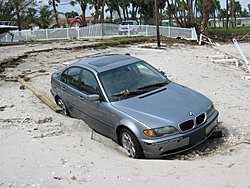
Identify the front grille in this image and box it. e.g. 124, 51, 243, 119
179, 120, 194, 131
179, 112, 206, 132
196, 113, 206, 126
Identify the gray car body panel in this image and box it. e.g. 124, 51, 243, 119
111, 83, 211, 130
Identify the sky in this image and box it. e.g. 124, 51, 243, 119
220, 0, 249, 10
41, 0, 250, 17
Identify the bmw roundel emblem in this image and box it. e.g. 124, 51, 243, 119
189, 112, 194, 116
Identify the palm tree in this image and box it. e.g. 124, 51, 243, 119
218, 8, 227, 27
70, 0, 89, 26
240, 8, 249, 17
202, 0, 211, 35
234, 1, 242, 16
5, 0, 37, 31
107, 0, 123, 23
230, 0, 235, 27
130, 0, 140, 20
37, 5, 53, 29
105, 0, 115, 22
88, 0, 100, 23
48, 0, 60, 26
65, 11, 79, 18
229, 0, 242, 27
23, 7, 37, 29
164, 2, 175, 26
100, 0, 106, 23
210, 0, 221, 27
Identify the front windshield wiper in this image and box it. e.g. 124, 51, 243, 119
110, 89, 148, 98
137, 81, 169, 90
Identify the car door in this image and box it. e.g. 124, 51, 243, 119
75, 69, 110, 136
59, 66, 83, 118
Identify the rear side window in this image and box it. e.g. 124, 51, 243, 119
61, 67, 81, 89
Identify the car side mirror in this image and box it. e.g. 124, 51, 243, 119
88, 94, 100, 101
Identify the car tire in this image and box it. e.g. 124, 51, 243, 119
56, 97, 69, 116
120, 128, 144, 159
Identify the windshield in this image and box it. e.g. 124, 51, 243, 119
122, 21, 135, 25
99, 61, 170, 102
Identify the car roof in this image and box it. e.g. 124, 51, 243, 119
123, 20, 137, 22
122, 20, 137, 24
72, 54, 142, 73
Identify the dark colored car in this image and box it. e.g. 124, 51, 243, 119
50, 54, 219, 159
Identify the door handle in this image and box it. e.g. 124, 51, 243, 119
61, 86, 66, 91
78, 96, 84, 100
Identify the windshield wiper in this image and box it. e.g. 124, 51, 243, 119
110, 89, 148, 98
137, 81, 169, 90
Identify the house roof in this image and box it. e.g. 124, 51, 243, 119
50, 17, 97, 26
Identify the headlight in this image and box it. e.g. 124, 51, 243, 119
207, 103, 215, 118
143, 126, 179, 137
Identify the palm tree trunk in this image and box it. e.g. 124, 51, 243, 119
80, 2, 87, 26
52, 0, 59, 25
182, 0, 187, 27
202, 0, 211, 35
231, 0, 236, 27
100, 0, 105, 23
94, 0, 101, 24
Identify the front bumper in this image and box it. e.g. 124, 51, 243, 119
140, 110, 219, 158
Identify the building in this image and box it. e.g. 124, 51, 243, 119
209, 17, 250, 27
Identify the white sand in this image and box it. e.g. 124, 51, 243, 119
0, 41, 250, 187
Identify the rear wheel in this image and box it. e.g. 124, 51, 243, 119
56, 97, 68, 116
120, 128, 144, 159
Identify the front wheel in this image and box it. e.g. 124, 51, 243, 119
56, 97, 69, 116
120, 128, 144, 159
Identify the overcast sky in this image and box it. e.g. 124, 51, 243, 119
41, 0, 250, 17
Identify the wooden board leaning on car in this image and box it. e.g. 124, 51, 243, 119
17, 78, 62, 113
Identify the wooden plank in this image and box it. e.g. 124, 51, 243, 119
17, 78, 62, 112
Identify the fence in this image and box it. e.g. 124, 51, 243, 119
1, 23, 198, 42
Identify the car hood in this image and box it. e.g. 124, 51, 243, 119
111, 83, 211, 129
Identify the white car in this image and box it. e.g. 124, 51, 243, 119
118, 20, 138, 35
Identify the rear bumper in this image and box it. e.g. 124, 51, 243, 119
140, 110, 219, 158
50, 89, 55, 97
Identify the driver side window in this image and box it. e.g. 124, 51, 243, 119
80, 69, 100, 94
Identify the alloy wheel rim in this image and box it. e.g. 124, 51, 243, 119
122, 132, 136, 158
58, 99, 67, 115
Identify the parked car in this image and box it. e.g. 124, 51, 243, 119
118, 20, 138, 35
50, 54, 219, 159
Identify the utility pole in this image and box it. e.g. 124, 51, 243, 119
155, 0, 160, 47
226, 0, 229, 30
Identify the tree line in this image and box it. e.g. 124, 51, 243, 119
1, 0, 249, 33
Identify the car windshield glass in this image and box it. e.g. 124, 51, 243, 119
122, 22, 134, 25
99, 61, 170, 102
